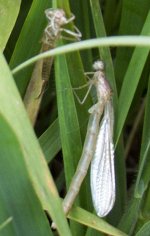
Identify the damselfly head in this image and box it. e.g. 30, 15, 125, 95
93, 60, 104, 72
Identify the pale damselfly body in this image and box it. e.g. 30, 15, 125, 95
24, 8, 81, 125
63, 60, 115, 217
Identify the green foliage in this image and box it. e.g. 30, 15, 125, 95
0, 0, 21, 51
0, 0, 150, 235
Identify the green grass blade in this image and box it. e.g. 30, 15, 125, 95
55, 54, 83, 189
66, 52, 94, 229
39, 118, 61, 163
0, 52, 72, 235
0, 218, 13, 233
0, 0, 21, 51
134, 75, 150, 197
0, 116, 52, 236
135, 221, 150, 236
90, 0, 117, 101
70, 0, 93, 70
68, 207, 128, 236
141, 187, 150, 219
118, 197, 142, 234
11, 36, 150, 75
103, 0, 121, 36
115, 11, 150, 145
115, 0, 150, 90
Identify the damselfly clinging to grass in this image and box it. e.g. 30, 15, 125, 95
52, 60, 115, 229
90, 61, 115, 217
24, 8, 81, 125
63, 60, 115, 217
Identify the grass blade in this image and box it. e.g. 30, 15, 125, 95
39, 118, 61, 163
0, 52, 71, 235
134, 74, 150, 197
135, 221, 150, 236
115, 11, 150, 145
68, 206, 128, 236
0, 0, 21, 51
0, 116, 52, 236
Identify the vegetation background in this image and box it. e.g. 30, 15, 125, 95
0, 0, 150, 235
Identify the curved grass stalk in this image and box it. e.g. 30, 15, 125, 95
12, 36, 150, 75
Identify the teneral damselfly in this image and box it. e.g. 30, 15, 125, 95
63, 60, 115, 217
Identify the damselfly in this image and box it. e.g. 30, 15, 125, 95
24, 8, 81, 125
63, 60, 115, 217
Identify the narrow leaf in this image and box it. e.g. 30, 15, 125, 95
0, 0, 21, 50
0, 52, 71, 236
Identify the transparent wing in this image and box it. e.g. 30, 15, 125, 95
90, 101, 115, 217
